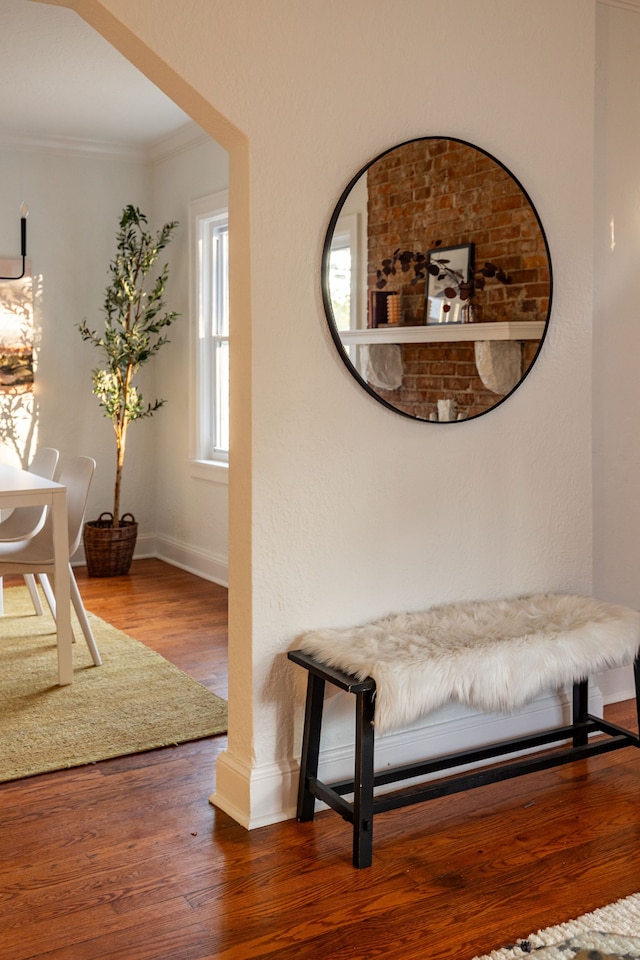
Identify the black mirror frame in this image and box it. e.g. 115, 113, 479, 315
321, 136, 553, 423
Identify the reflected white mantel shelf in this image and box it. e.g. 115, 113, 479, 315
339, 320, 546, 345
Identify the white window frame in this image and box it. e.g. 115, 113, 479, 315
189, 191, 229, 483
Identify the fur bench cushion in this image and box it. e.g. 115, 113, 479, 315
297, 594, 640, 735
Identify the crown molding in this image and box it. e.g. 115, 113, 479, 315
146, 121, 211, 165
0, 132, 146, 162
597, 0, 640, 12
0, 119, 210, 164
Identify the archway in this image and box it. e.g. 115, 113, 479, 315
33, 0, 254, 825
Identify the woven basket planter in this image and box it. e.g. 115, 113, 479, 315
83, 512, 138, 577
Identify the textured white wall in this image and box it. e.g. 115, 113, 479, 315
594, 2, 640, 607
592, 2, 640, 700
51, 0, 596, 826
150, 135, 229, 580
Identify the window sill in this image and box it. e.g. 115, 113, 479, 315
190, 459, 229, 485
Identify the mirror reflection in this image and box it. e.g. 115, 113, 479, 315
323, 137, 552, 422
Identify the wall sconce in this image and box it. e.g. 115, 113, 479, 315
0, 203, 28, 280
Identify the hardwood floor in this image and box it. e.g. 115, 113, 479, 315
1, 559, 640, 959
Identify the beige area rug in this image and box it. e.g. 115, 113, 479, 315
472, 892, 640, 959
0, 586, 227, 782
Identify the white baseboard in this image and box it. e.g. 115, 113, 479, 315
68, 540, 636, 828
314, 685, 603, 795
212, 685, 604, 829
73, 531, 228, 587
595, 664, 636, 704
154, 534, 228, 587
210, 749, 299, 829
72, 531, 157, 567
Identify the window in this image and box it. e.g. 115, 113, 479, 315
329, 213, 360, 366
0, 260, 35, 466
329, 213, 358, 332
190, 191, 229, 467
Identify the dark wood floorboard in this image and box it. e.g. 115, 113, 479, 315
1, 559, 639, 959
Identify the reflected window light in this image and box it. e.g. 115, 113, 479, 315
0, 261, 36, 468
0, 261, 33, 393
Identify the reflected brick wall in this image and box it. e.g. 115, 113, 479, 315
366, 139, 549, 419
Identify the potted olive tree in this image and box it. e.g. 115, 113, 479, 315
78, 205, 179, 576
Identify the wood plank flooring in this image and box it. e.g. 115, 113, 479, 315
1, 559, 640, 959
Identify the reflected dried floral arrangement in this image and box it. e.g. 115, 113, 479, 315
375, 244, 512, 305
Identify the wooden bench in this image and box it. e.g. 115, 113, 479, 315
288, 593, 640, 868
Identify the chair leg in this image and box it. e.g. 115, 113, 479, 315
23, 574, 44, 616
38, 573, 56, 618
39, 571, 101, 665
634, 657, 640, 734
68, 567, 101, 666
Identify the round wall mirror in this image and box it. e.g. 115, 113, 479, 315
322, 137, 552, 422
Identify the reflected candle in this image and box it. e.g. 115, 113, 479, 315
20, 203, 28, 257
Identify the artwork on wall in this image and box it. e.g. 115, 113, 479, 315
0, 258, 33, 393
424, 243, 474, 325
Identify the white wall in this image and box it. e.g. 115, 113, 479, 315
0, 130, 230, 574
150, 131, 229, 582
593, 0, 640, 700
0, 143, 151, 524
49, 0, 597, 828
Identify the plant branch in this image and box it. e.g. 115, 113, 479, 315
78, 205, 179, 523
375, 247, 512, 300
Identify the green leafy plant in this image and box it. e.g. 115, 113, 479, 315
78, 205, 179, 524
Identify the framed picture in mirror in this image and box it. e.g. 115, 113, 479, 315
425, 243, 474, 325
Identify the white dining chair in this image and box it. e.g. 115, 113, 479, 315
0, 448, 60, 615
0, 456, 102, 667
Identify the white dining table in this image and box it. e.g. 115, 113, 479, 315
0, 463, 73, 685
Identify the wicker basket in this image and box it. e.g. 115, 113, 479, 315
83, 512, 138, 577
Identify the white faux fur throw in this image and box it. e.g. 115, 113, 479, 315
297, 594, 640, 735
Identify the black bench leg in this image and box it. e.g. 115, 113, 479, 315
634, 656, 640, 735
297, 671, 326, 822
572, 678, 589, 747
352, 687, 375, 868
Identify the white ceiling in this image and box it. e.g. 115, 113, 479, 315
0, 0, 191, 148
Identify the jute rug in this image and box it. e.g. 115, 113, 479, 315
472, 892, 640, 960
0, 586, 227, 782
